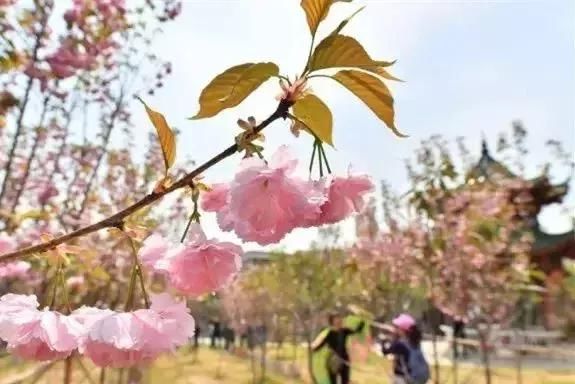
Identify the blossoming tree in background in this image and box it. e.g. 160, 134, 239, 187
0, 0, 401, 382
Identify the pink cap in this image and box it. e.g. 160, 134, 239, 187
392, 314, 416, 331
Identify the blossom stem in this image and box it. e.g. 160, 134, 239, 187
318, 141, 324, 177
126, 233, 150, 309
48, 264, 61, 309
58, 270, 72, 314
309, 141, 317, 174
124, 263, 138, 312
318, 143, 332, 174
0, 100, 292, 263
180, 191, 201, 243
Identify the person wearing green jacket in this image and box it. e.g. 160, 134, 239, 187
312, 313, 365, 384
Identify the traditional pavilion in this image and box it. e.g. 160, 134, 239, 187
466, 140, 575, 328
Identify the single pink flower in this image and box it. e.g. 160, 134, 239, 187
317, 174, 374, 225
157, 224, 242, 296
75, 295, 194, 368
148, 293, 195, 347
138, 234, 169, 269
0, 294, 82, 361
201, 183, 229, 212
79, 311, 160, 367
226, 146, 312, 244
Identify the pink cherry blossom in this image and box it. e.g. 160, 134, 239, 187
226, 146, 315, 244
74, 295, 194, 368
149, 293, 195, 346
201, 183, 229, 212
156, 224, 242, 296
317, 174, 374, 225
0, 261, 31, 279
0, 294, 82, 361
138, 234, 169, 269
37, 183, 59, 205
201, 183, 237, 232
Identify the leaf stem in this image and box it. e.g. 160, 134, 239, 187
302, 34, 316, 76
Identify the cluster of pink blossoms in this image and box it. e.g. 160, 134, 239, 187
0, 293, 194, 367
0, 233, 31, 279
139, 224, 243, 297
201, 146, 374, 245
25, 0, 127, 83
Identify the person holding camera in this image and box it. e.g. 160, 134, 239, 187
380, 314, 430, 384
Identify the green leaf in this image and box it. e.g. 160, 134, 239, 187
327, 6, 364, 38
137, 97, 176, 173
309, 35, 400, 80
191, 62, 279, 120
331, 70, 406, 137
301, 0, 353, 36
292, 94, 334, 145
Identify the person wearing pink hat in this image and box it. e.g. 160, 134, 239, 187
380, 313, 430, 384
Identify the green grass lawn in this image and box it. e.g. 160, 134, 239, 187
0, 346, 574, 384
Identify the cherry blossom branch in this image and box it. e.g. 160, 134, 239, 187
0, 99, 292, 263
10, 94, 52, 213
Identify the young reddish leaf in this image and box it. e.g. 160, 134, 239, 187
191, 62, 279, 120
301, 0, 353, 36
309, 35, 400, 80
137, 97, 176, 174
331, 70, 407, 137
292, 94, 334, 146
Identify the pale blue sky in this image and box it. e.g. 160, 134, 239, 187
128, 0, 575, 251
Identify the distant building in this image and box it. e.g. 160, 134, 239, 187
467, 139, 574, 328
243, 250, 271, 265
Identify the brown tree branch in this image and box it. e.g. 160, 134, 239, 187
0, 100, 291, 263
0, 4, 52, 209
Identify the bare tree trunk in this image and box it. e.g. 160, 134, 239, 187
63, 356, 73, 384
99, 368, 106, 384
451, 340, 459, 384
431, 330, 441, 384
127, 367, 142, 384
306, 334, 316, 384
478, 329, 492, 384
514, 329, 523, 384
451, 329, 459, 384
292, 318, 298, 363
250, 348, 257, 384
260, 342, 267, 383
